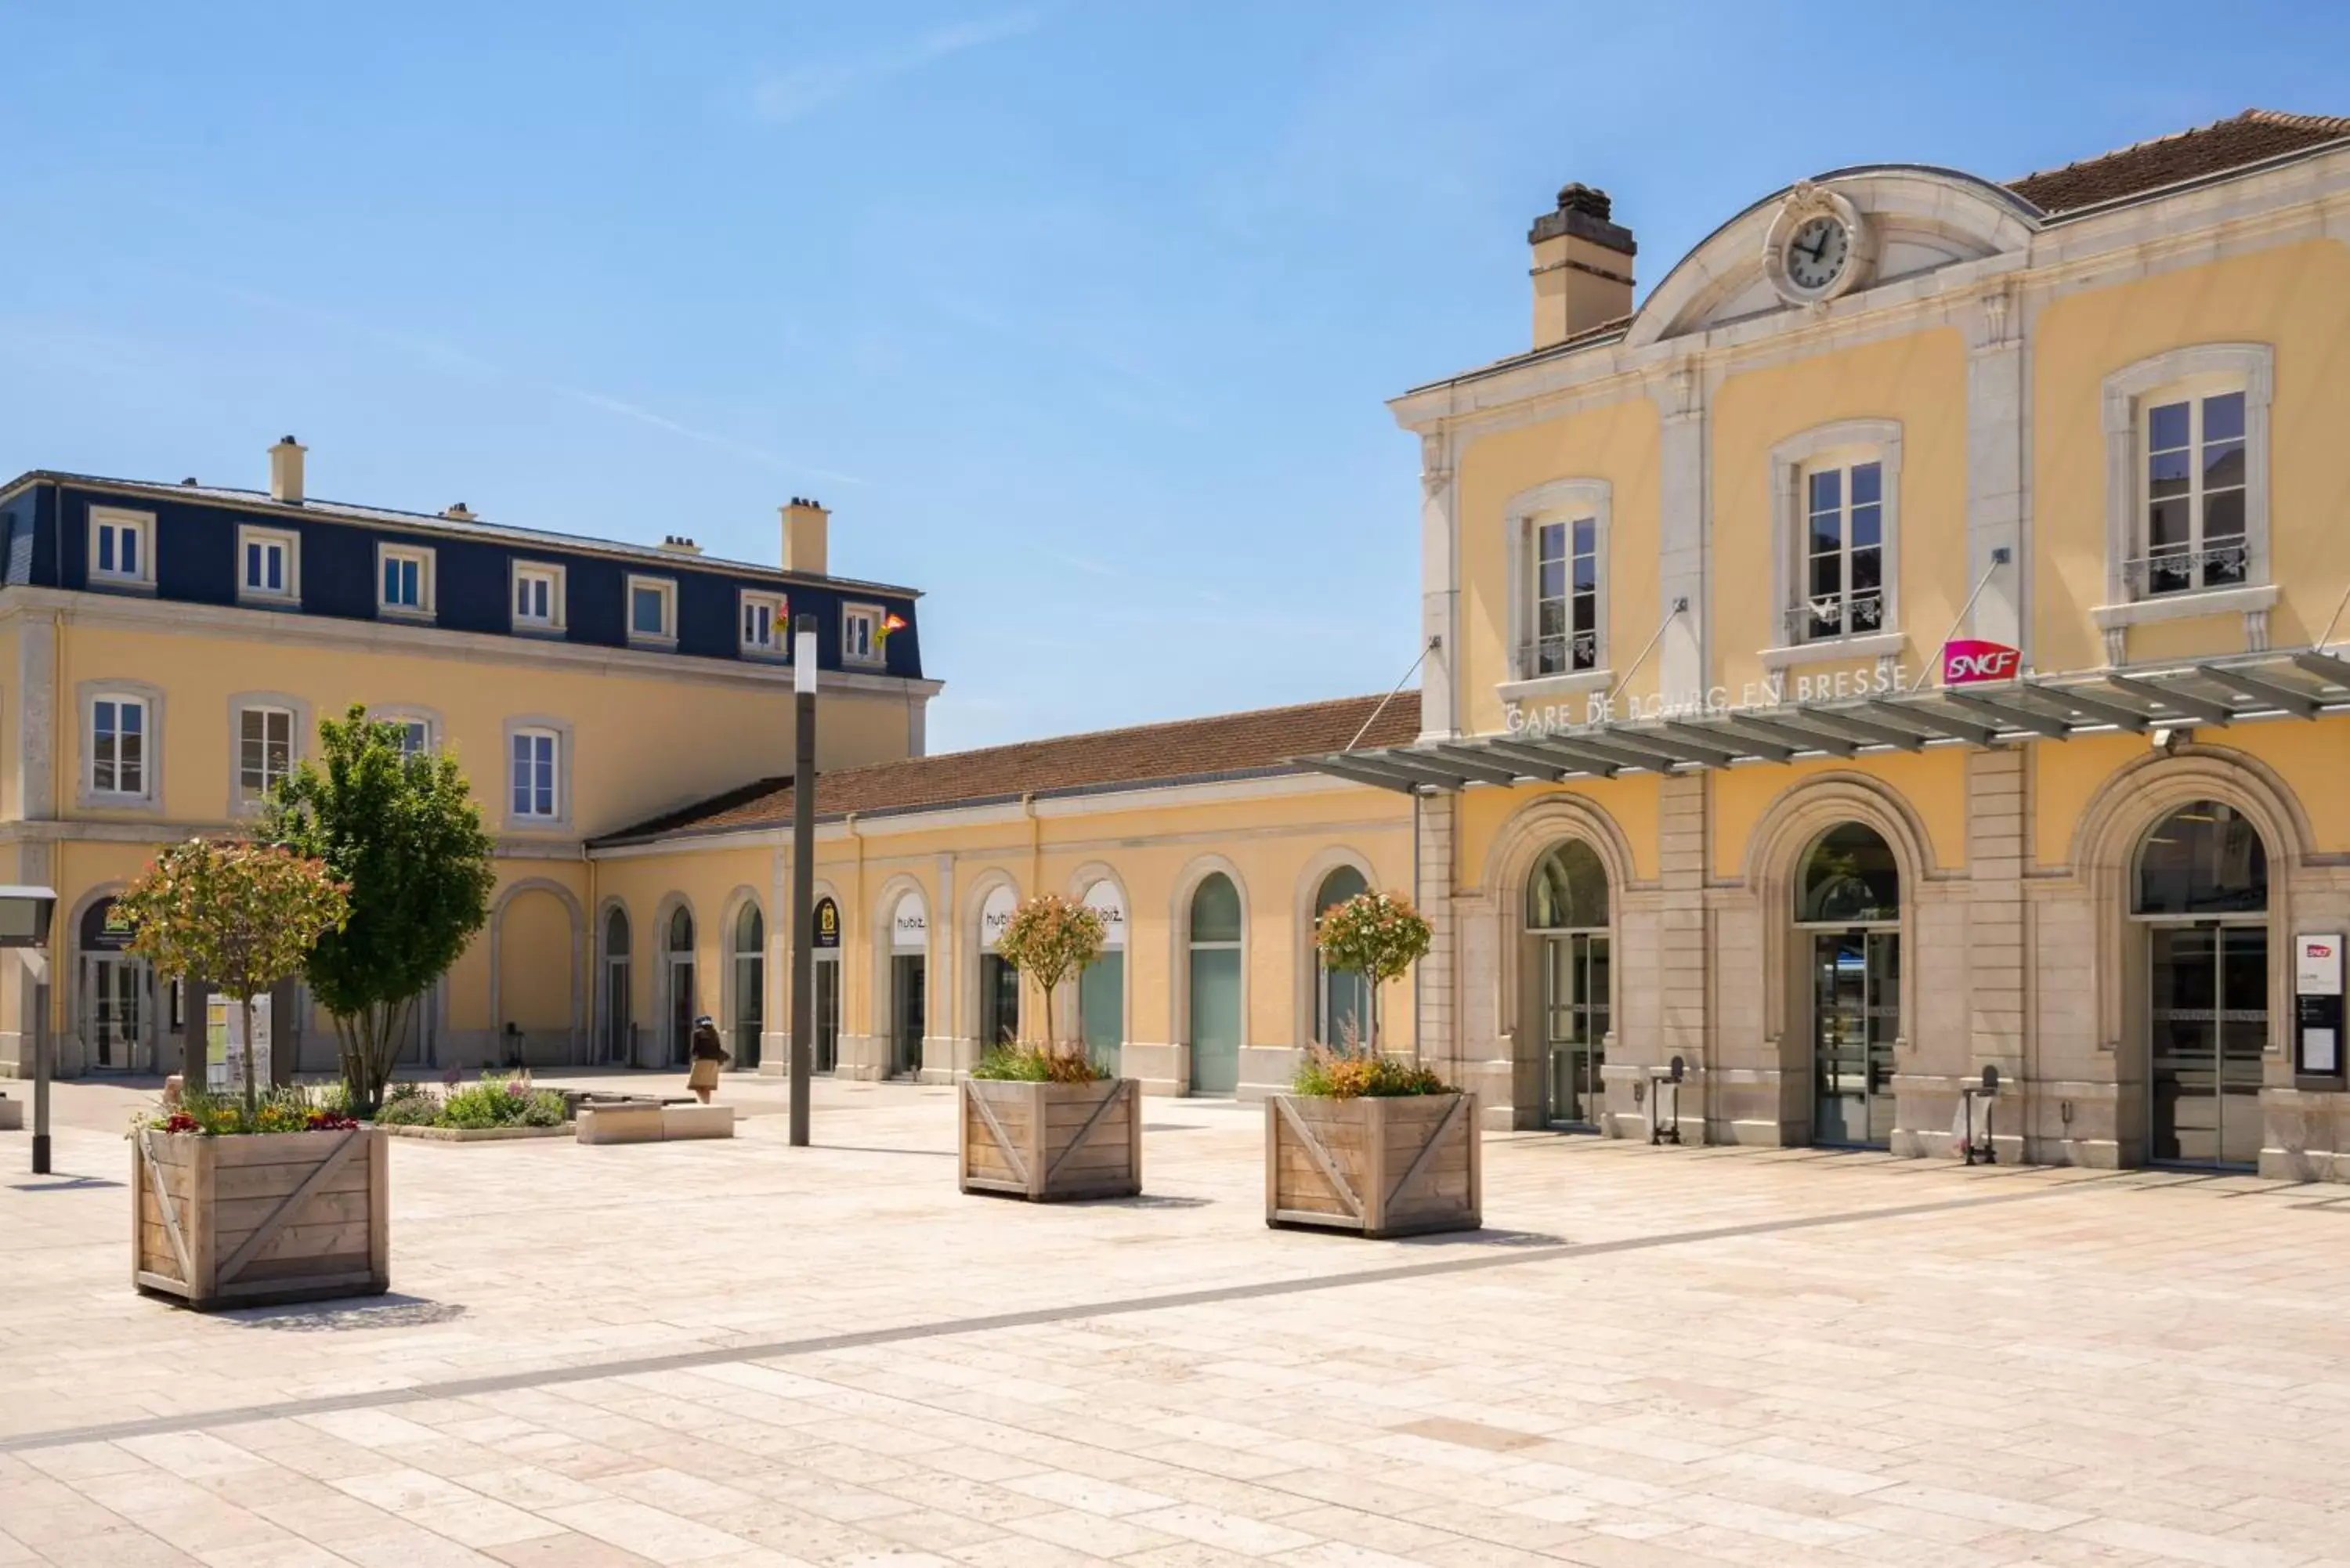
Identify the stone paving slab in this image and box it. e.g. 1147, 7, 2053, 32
5, 1073, 2350, 1565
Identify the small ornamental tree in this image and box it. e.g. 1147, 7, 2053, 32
1314, 889, 1433, 1055
994, 893, 1108, 1067
119, 840, 350, 1120
263, 706, 497, 1117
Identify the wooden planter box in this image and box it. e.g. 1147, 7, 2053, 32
133, 1127, 389, 1311
1266, 1091, 1480, 1238
960, 1077, 1141, 1201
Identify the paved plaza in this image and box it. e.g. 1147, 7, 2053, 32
4, 1077, 2349, 1567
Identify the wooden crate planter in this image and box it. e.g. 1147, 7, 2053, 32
1266, 1092, 1480, 1239
960, 1078, 1141, 1201
132, 1127, 389, 1311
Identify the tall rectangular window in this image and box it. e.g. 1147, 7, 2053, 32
1799, 461, 1883, 641
512, 730, 558, 818
2144, 391, 2247, 596
843, 605, 881, 665
1531, 518, 1600, 675
239, 707, 295, 797
92, 697, 146, 797
398, 720, 430, 757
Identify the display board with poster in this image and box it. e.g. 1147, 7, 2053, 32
2297, 934, 2345, 1080
204, 993, 273, 1093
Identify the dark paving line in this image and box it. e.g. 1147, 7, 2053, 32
0, 1183, 2075, 1455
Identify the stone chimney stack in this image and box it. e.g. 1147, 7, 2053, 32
781, 497, 830, 576
267, 435, 306, 504
1529, 184, 1636, 350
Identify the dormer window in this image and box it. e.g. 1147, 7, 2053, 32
740, 591, 787, 658
842, 603, 884, 667
237, 525, 300, 605
512, 562, 566, 634
89, 507, 154, 589
378, 544, 435, 619
627, 575, 677, 647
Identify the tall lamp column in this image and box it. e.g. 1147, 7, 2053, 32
788, 615, 818, 1148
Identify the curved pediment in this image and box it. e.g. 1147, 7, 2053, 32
1623, 166, 2042, 349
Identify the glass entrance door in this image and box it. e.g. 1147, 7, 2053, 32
814, 957, 840, 1073
1812, 930, 1896, 1147
891, 954, 925, 1077
1542, 934, 1608, 1127
2149, 923, 2266, 1169
85, 956, 145, 1071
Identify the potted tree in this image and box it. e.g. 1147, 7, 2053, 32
960, 893, 1141, 1201
120, 839, 373, 1311
1267, 889, 1479, 1238
264, 705, 497, 1118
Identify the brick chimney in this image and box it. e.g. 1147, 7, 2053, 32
781, 497, 829, 576
1529, 184, 1636, 350
267, 435, 306, 504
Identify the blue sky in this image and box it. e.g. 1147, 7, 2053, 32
4, 3, 2345, 753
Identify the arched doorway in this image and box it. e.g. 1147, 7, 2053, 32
78, 896, 150, 1073
812, 896, 841, 1073
978, 884, 1019, 1050
888, 890, 927, 1077
731, 901, 764, 1071
1079, 880, 1125, 1075
1797, 822, 1901, 1147
2136, 800, 2268, 1169
601, 906, 631, 1066
1311, 866, 1371, 1050
1526, 842, 1610, 1128
1188, 873, 1242, 1094
665, 905, 696, 1067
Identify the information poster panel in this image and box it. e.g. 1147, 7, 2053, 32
204, 993, 273, 1093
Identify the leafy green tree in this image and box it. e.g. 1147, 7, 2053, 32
994, 893, 1107, 1064
120, 840, 349, 1120
264, 706, 497, 1115
1314, 890, 1433, 1053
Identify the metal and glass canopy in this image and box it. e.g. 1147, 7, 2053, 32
1299, 649, 2350, 794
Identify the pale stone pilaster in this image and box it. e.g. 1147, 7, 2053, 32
1417, 434, 1459, 740
1648, 773, 1712, 1143
1965, 283, 2026, 650
19, 612, 54, 822
1654, 364, 1708, 703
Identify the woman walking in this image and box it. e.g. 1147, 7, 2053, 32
687, 1014, 729, 1104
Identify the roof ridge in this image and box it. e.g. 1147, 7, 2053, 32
2007, 107, 2350, 190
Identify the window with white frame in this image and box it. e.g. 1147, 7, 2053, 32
842, 603, 883, 666
2100, 345, 2273, 627
1528, 516, 1601, 676
740, 591, 786, 656
627, 575, 676, 643
238, 526, 299, 602
1796, 457, 1885, 641
511, 728, 559, 819
2140, 388, 2247, 597
237, 706, 295, 799
90, 695, 149, 799
397, 719, 432, 758
378, 544, 434, 616
512, 563, 564, 630
89, 507, 152, 587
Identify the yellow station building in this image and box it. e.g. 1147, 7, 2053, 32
10, 109, 2350, 1182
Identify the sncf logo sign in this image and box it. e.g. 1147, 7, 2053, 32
1942, 638, 2022, 686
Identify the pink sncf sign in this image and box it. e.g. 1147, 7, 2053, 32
1941, 638, 2022, 686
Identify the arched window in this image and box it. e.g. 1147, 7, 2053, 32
1079, 880, 1126, 1074
600, 907, 631, 1065
978, 885, 1019, 1049
732, 902, 765, 1068
668, 905, 694, 953
1527, 840, 1609, 931
1796, 823, 1900, 924
1311, 866, 1370, 1048
2136, 801, 2268, 914
1188, 873, 1242, 1094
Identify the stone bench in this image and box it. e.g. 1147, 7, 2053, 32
576, 1102, 737, 1145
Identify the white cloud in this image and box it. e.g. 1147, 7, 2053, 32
750, 9, 1043, 124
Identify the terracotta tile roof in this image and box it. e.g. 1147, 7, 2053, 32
2007, 109, 2350, 215
596, 689, 1423, 844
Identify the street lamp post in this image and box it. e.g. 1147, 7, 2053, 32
788, 615, 818, 1148
0, 887, 60, 1175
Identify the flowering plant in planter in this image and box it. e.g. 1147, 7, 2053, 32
1308, 888, 1434, 1061
977, 894, 1108, 1081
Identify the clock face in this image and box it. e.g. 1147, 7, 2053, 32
1784, 215, 1851, 293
